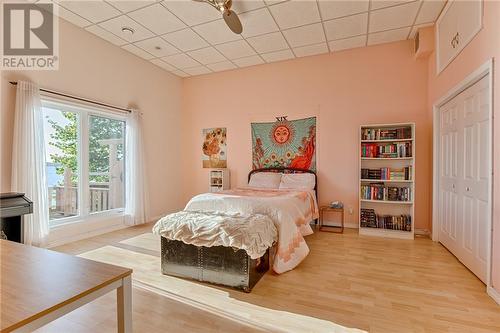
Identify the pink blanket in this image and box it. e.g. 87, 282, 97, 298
185, 187, 319, 274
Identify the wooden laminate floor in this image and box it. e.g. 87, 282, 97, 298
45, 224, 500, 333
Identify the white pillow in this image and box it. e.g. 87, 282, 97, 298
248, 172, 282, 189
279, 173, 316, 190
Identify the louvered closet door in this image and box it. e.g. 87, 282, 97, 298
438, 75, 490, 283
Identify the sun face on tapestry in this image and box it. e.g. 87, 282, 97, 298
202, 128, 227, 168
252, 117, 316, 171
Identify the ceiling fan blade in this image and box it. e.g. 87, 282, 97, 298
223, 9, 242, 34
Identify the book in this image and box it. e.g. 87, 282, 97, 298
361, 126, 412, 141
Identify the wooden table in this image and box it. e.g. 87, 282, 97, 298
0, 240, 132, 333
319, 206, 344, 233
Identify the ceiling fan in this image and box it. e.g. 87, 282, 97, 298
193, 0, 243, 34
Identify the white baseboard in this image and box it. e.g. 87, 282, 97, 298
46, 222, 127, 248
487, 286, 500, 305
415, 229, 431, 237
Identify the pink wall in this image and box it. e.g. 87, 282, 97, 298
426, 0, 500, 291
0, 19, 184, 221
181, 41, 431, 230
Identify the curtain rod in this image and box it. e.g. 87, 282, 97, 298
9, 81, 132, 114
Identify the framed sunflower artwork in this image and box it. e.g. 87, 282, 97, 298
202, 128, 227, 168
251, 117, 316, 171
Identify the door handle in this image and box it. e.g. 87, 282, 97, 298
452, 184, 455, 189
466, 187, 470, 192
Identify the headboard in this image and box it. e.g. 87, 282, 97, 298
247, 167, 318, 200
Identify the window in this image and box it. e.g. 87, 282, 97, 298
88, 115, 125, 213
42, 99, 126, 225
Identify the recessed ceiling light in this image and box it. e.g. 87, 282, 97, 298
121, 27, 135, 35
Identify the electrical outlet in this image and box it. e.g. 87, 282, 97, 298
348, 206, 354, 215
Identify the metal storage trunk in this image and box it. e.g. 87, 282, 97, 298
161, 237, 269, 292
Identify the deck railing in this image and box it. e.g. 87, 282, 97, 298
48, 184, 116, 219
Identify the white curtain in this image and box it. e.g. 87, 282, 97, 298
11, 81, 50, 246
124, 109, 147, 226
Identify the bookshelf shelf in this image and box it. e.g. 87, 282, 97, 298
360, 199, 413, 204
359, 227, 414, 240
361, 138, 413, 143
361, 179, 414, 183
361, 157, 413, 160
359, 123, 415, 240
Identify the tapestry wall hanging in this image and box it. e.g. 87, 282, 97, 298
202, 128, 227, 168
251, 117, 316, 171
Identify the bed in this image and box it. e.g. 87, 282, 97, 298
153, 167, 318, 292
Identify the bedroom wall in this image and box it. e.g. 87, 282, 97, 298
0, 19, 184, 225
181, 40, 431, 231
426, 0, 500, 294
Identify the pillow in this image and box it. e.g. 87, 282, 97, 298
279, 173, 315, 190
248, 172, 282, 189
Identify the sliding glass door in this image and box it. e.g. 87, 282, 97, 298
42, 99, 126, 226
88, 115, 125, 213
42, 106, 80, 221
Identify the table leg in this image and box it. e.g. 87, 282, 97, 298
117, 275, 132, 333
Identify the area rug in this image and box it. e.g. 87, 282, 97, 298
79, 233, 365, 333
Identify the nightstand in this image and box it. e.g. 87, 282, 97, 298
319, 206, 344, 233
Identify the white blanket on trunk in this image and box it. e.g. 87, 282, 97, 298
152, 210, 277, 259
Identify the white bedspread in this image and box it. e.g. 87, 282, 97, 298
184, 187, 319, 274
152, 210, 277, 259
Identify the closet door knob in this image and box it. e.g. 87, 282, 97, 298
466, 187, 470, 192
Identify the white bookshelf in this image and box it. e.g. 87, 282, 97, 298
209, 169, 230, 192
359, 123, 415, 240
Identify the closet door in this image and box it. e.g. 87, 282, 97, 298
438, 90, 461, 257
438, 75, 490, 283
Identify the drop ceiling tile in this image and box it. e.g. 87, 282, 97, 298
187, 47, 226, 65
368, 27, 411, 45
282, 22, 325, 48
106, 0, 155, 13
328, 35, 366, 51
215, 40, 256, 60
55, 4, 92, 27
99, 15, 154, 42
247, 32, 289, 53
127, 3, 186, 35
233, 55, 265, 67
415, 0, 446, 24
269, 0, 321, 30
317, 0, 369, 20
172, 69, 190, 77
240, 8, 279, 38
193, 19, 242, 45
150, 58, 177, 71
162, 28, 209, 52
85, 25, 128, 45
207, 61, 237, 72
162, 53, 200, 69
134, 36, 179, 57
184, 66, 212, 75
59, 1, 121, 23
370, 0, 415, 10
261, 49, 295, 63
232, 0, 266, 14
409, 23, 433, 39
369, 1, 420, 33
323, 12, 367, 41
121, 44, 155, 59
264, 0, 287, 5
293, 42, 328, 57
162, 0, 220, 26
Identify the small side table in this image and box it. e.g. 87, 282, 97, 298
319, 206, 344, 233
